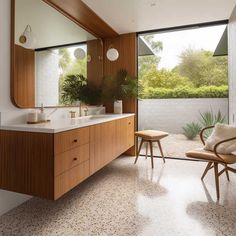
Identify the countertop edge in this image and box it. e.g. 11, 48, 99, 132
0, 113, 135, 134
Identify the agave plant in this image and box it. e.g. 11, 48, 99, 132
199, 109, 226, 138
182, 122, 202, 140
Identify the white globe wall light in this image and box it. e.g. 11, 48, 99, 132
106, 48, 119, 61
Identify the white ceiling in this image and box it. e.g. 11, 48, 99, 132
15, 0, 95, 49
82, 0, 236, 34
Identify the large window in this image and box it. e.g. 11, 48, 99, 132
138, 23, 228, 158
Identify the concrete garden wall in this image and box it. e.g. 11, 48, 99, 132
138, 98, 229, 133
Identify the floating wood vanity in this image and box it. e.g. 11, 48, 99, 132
0, 114, 135, 200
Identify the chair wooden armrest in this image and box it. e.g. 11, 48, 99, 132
213, 137, 236, 162
200, 126, 215, 145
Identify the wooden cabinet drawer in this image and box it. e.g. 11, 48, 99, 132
55, 143, 89, 176
54, 160, 90, 199
54, 127, 89, 154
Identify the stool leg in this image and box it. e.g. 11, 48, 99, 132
157, 140, 165, 163
134, 139, 144, 164
145, 142, 149, 159
150, 141, 154, 169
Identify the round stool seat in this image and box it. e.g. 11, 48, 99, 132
134, 130, 168, 168
135, 130, 168, 140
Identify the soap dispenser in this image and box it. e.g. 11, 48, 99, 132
38, 103, 47, 122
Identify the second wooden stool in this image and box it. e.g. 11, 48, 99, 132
134, 130, 168, 168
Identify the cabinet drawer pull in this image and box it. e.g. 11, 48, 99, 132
128, 122, 131, 125
73, 139, 78, 143
73, 157, 78, 161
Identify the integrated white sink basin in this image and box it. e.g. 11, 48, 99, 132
72, 114, 119, 123
89, 114, 116, 120
71, 115, 112, 124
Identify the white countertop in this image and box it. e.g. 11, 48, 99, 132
0, 113, 135, 133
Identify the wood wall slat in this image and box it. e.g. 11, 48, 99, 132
87, 39, 104, 87
14, 45, 35, 107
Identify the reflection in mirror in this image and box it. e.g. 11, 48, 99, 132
13, 0, 103, 108
35, 44, 87, 107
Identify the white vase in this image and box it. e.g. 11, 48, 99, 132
114, 100, 123, 114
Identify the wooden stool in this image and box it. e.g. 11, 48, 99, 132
134, 130, 168, 168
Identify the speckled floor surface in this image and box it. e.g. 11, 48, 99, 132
0, 156, 235, 236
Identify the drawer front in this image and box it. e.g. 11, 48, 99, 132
54, 127, 89, 154
55, 143, 89, 176
54, 160, 90, 199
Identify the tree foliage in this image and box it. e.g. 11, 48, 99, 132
174, 48, 228, 87
138, 36, 163, 81
138, 42, 228, 99
141, 68, 192, 89
58, 48, 71, 72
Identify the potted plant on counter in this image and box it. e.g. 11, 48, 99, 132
61, 74, 102, 106
101, 69, 139, 114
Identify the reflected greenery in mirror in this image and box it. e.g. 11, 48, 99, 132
61, 74, 102, 106
35, 45, 87, 107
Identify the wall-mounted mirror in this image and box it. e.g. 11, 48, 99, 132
12, 0, 103, 108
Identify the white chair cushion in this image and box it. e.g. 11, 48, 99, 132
204, 123, 236, 154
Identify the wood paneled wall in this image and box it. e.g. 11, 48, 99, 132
86, 33, 137, 155
103, 33, 137, 155
13, 45, 35, 108
87, 39, 104, 87
103, 33, 137, 114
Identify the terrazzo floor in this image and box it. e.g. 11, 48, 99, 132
0, 156, 235, 236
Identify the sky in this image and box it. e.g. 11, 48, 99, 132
142, 24, 226, 70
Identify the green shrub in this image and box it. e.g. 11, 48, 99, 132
182, 122, 202, 140
141, 85, 228, 99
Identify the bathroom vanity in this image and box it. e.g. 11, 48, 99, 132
0, 114, 135, 200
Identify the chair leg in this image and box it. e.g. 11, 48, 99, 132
214, 163, 220, 200
157, 140, 165, 163
150, 141, 154, 169
134, 139, 144, 164
225, 164, 230, 181
145, 142, 149, 159
201, 162, 213, 180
